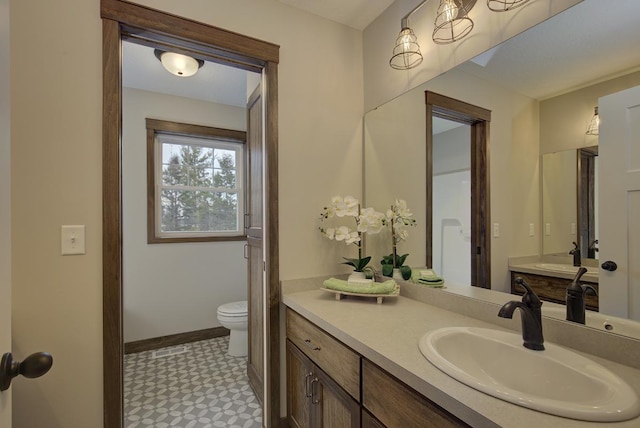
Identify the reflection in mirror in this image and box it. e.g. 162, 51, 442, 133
578, 146, 599, 260
541, 150, 577, 257
364, 0, 640, 339
433, 119, 470, 285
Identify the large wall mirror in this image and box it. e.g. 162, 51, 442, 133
364, 0, 640, 339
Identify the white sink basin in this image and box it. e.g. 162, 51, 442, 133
419, 326, 640, 422
535, 263, 598, 277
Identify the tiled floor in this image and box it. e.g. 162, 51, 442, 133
124, 336, 262, 428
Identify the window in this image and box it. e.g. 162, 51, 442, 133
146, 119, 247, 243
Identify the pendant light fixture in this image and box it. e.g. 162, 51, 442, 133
432, 0, 476, 45
487, 0, 531, 12
154, 49, 204, 77
585, 106, 600, 136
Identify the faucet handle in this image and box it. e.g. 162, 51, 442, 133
514, 277, 542, 309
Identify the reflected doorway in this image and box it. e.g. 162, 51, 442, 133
426, 91, 491, 287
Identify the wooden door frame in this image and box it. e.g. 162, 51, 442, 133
425, 91, 491, 287
101, 1, 280, 426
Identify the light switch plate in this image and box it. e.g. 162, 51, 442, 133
61, 225, 85, 255
493, 223, 500, 238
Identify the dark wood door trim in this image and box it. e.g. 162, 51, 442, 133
425, 91, 491, 288
101, 1, 280, 426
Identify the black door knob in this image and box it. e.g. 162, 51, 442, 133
0, 352, 53, 391
601, 261, 618, 272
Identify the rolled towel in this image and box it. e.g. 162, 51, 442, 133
323, 278, 397, 294
411, 269, 445, 287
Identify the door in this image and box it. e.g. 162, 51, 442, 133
599, 86, 640, 320
246, 83, 265, 404
1, 0, 11, 420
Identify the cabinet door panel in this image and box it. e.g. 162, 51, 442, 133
287, 341, 313, 428
315, 366, 360, 428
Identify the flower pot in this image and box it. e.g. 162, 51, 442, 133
392, 268, 403, 281
348, 271, 366, 281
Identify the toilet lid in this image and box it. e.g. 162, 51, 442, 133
218, 300, 248, 316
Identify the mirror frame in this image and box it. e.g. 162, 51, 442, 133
426, 91, 492, 287
101, 0, 280, 426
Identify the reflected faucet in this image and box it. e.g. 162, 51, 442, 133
570, 241, 581, 267
499, 277, 545, 351
566, 267, 598, 324
588, 239, 599, 259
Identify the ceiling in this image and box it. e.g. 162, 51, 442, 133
123, 0, 640, 109
276, 0, 394, 30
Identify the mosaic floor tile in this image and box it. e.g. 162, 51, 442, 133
124, 336, 262, 428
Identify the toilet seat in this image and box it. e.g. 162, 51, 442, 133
217, 300, 248, 317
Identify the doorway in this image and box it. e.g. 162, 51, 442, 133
425, 91, 491, 287
101, 1, 280, 426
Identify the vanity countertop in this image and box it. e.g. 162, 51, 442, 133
282, 288, 640, 428
509, 261, 599, 283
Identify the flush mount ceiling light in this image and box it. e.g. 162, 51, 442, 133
154, 49, 204, 77
432, 0, 476, 45
586, 106, 600, 135
487, 0, 531, 12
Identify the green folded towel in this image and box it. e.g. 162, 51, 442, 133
411, 269, 445, 287
323, 277, 397, 294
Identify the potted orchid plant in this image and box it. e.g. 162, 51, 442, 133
319, 196, 385, 278
381, 199, 416, 280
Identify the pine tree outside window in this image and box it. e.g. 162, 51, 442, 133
146, 119, 247, 243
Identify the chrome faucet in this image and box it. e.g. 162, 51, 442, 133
569, 241, 581, 267
499, 277, 545, 351
566, 267, 598, 324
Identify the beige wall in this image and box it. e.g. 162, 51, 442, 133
11, 0, 363, 426
540, 70, 640, 154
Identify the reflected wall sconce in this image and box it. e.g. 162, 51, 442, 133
487, 0, 531, 12
585, 106, 600, 135
154, 49, 204, 77
432, 0, 476, 45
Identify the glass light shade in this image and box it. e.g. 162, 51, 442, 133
432, 0, 474, 45
159, 52, 201, 77
389, 28, 424, 70
487, 0, 531, 12
586, 106, 600, 136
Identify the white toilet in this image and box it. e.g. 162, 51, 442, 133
216, 300, 248, 357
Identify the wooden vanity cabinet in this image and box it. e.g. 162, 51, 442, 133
286, 308, 470, 428
510, 271, 599, 311
286, 340, 361, 428
362, 360, 470, 428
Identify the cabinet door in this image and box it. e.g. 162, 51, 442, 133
313, 363, 361, 428
287, 340, 314, 428
362, 409, 386, 428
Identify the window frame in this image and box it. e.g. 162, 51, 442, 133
146, 118, 247, 243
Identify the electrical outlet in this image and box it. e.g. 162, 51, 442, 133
571, 222, 576, 235
545, 223, 551, 236
529, 223, 534, 237
493, 223, 500, 238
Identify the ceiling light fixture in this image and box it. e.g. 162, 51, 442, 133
389, 1, 430, 70
432, 0, 476, 45
154, 49, 204, 77
487, 0, 531, 12
586, 106, 600, 136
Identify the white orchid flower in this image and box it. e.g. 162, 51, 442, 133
334, 226, 351, 241
344, 230, 360, 245
324, 227, 335, 240
358, 207, 386, 234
